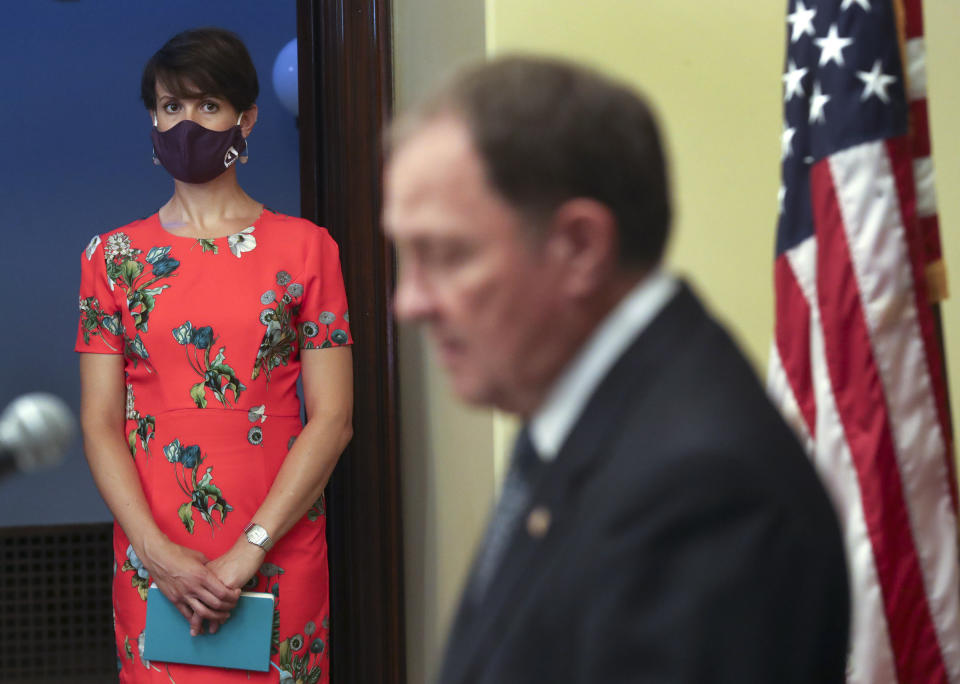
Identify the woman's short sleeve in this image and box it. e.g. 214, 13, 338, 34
295, 226, 353, 350
75, 234, 124, 354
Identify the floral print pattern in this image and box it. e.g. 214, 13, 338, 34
104, 236, 180, 333
307, 494, 325, 522
301, 310, 349, 349
126, 383, 156, 458
79, 296, 122, 350
196, 237, 219, 254
253, 272, 302, 382
163, 439, 234, 535
137, 631, 153, 671
276, 620, 326, 683
172, 321, 246, 408
228, 226, 256, 258
251, 561, 327, 684
123, 333, 154, 373
244, 562, 286, 660
121, 544, 150, 600
85, 234, 102, 260
105, 232, 135, 260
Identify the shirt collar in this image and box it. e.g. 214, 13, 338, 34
529, 270, 678, 460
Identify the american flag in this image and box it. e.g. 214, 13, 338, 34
767, 0, 960, 682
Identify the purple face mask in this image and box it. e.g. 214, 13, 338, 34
151, 114, 246, 184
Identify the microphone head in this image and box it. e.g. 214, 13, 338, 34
0, 393, 76, 472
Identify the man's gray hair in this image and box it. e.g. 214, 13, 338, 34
387, 55, 672, 268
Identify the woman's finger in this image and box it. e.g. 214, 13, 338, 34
186, 595, 230, 624
174, 601, 193, 623
196, 585, 237, 613
189, 608, 204, 637
200, 569, 240, 602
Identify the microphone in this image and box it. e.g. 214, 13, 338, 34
0, 393, 76, 480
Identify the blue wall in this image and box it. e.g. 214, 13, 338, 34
0, 1, 298, 524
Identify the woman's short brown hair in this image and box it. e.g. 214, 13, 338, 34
141, 27, 259, 113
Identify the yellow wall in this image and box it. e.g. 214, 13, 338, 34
926, 1, 960, 446
487, 0, 786, 366
394, 1, 960, 681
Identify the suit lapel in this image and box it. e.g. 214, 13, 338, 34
440, 284, 707, 684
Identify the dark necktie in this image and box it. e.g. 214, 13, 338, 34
469, 425, 541, 604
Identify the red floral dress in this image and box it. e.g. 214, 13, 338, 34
75, 208, 351, 683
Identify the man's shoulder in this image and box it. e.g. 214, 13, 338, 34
573, 287, 821, 509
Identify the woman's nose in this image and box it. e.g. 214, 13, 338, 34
183, 106, 201, 123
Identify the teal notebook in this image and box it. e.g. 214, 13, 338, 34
143, 585, 275, 672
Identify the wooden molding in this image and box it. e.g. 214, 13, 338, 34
297, 1, 405, 682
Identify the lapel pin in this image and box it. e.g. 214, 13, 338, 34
526, 506, 551, 538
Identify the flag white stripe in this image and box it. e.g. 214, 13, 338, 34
766, 342, 814, 454
782, 238, 900, 684
914, 157, 937, 218
829, 142, 960, 683
906, 38, 927, 102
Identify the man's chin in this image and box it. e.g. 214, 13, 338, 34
446, 373, 495, 408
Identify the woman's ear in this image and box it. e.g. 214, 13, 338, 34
239, 105, 259, 137
544, 198, 619, 298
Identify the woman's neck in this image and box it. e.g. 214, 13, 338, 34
159, 171, 262, 238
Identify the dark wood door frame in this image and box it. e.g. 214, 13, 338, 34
297, 2, 405, 683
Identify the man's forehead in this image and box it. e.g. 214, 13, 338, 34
389, 116, 478, 179
385, 118, 491, 222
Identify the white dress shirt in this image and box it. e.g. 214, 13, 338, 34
529, 270, 678, 461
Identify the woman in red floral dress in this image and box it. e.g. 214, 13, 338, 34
76, 28, 352, 683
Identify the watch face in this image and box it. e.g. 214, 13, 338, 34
246, 524, 268, 546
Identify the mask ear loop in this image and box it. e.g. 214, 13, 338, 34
237, 112, 249, 164
152, 113, 161, 166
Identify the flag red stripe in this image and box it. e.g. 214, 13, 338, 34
811, 157, 948, 684
920, 215, 943, 264
886, 137, 958, 508
774, 255, 816, 438
903, 0, 924, 39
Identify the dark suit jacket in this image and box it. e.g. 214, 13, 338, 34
439, 283, 849, 684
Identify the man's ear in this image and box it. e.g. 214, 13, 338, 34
544, 198, 619, 298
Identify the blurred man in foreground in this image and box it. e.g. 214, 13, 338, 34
383, 56, 849, 684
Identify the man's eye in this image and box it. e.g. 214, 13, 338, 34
436, 244, 475, 268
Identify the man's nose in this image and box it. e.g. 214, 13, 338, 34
393, 271, 436, 322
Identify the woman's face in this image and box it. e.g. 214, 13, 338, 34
153, 81, 242, 132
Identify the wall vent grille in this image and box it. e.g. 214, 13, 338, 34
0, 523, 116, 683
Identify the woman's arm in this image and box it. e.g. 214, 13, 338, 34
79, 353, 239, 635
206, 345, 353, 588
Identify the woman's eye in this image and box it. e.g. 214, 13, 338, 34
163, 102, 180, 113
201, 102, 219, 113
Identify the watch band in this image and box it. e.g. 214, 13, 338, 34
243, 522, 274, 552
